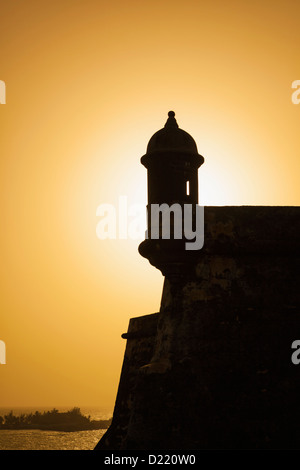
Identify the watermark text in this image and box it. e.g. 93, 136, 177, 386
291, 80, 300, 104
291, 340, 300, 364
0, 340, 6, 364
96, 196, 204, 251
0, 80, 6, 104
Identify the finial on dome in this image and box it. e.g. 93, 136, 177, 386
165, 110, 179, 129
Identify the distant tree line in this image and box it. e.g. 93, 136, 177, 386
0, 407, 112, 431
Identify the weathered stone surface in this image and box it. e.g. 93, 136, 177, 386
95, 313, 158, 450
96, 206, 300, 450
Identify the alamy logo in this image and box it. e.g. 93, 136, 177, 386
96, 196, 204, 250
0, 80, 6, 104
0, 340, 6, 364
291, 340, 300, 365
148, 203, 204, 250
291, 80, 300, 104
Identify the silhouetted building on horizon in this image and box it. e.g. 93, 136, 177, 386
95, 112, 300, 450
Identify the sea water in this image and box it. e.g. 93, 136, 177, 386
0, 406, 112, 450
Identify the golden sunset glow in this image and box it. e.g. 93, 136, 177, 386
1, 0, 300, 410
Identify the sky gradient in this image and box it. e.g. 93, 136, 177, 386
1, 0, 300, 410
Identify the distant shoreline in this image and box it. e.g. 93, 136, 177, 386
0, 407, 112, 432
0, 422, 111, 432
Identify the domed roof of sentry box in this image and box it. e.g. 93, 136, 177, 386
146, 111, 199, 155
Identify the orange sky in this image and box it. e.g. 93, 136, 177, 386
1, 0, 300, 410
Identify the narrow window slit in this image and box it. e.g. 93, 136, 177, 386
186, 180, 190, 196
